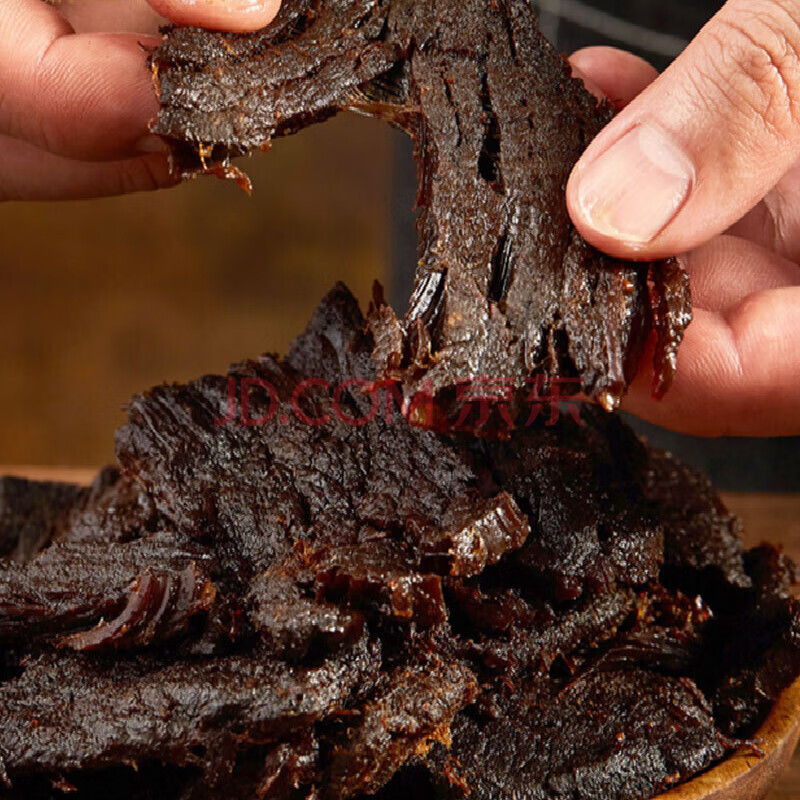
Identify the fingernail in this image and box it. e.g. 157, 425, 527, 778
196, 0, 274, 12
576, 124, 695, 244
135, 135, 169, 155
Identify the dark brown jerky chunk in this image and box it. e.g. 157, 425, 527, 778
651, 259, 693, 399
53, 467, 160, 546
2, 286, 798, 800
115, 367, 304, 577
0, 635, 379, 783
486, 410, 663, 601
115, 286, 483, 582
253, 733, 319, 800
316, 539, 448, 628
150, 0, 692, 408
645, 448, 750, 591
707, 545, 800, 736
410, 492, 530, 578
249, 561, 365, 661
181, 731, 319, 800
325, 655, 477, 800
0, 533, 216, 649
426, 669, 731, 800
60, 563, 217, 653
0, 477, 83, 562
449, 583, 643, 676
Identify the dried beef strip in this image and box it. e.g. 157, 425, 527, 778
52, 467, 160, 546
0, 532, 216, 650
0, 477, 83, 562
115, 286, 487, 581
181, 731, 320, 800
706, 545, 800, 736
449, 583, 644, 677
249, 560, 366, 662
325, 654, 477, 799
0, 635, 379, 785
645, 449, 751, 591
426, 669, 731, 800
485, 410, 663, 601
150, 0, 692, 409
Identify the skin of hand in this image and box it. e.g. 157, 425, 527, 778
0, 0, 280, 202
566, 0, 800, 437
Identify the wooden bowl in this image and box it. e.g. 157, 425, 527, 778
654, 675, 800, 800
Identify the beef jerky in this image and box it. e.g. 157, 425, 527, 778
180, 732, 319, 800
2, 286, 799, 800
584, 629, 701, 678
0, 532, 217, 650
325, 654, 476, 799
0, 635, 380, 785
448, 582, 643, 677
251, 499, 527, 656
115, 286, 484, 582
486, 410, 663, 601
60, 563, 217, 653
150, 0, 692, 410
115, 284, 529, 636
0, 477, 83, 562
0, 468, 157, 564
409, 492, 530, 579
651, 259, 693, 398
250, 733, 319, 800
316, 539, 448, 628
707, 545, 800, 736
52, 467, 160, 546
645, 448, 750, 592
426, 669, 731, 800
572, 584, 715, 681
249, 561, 365, 661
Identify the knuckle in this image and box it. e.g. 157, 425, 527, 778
119, 156, 170, 195
709, 7, 800, 141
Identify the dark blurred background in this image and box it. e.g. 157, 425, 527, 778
1, 0, 798, 489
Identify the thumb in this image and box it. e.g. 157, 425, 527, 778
567, 0, 800, 260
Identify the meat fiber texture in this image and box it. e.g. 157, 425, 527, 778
149, 0, 692, 412
0, 285, 798, 800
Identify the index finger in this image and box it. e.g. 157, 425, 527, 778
0, 0, 159, 161
146, 0, 281, 31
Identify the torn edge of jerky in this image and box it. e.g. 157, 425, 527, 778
148, 0, 692, 412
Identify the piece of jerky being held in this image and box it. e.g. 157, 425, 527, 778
150, 0, 692, 412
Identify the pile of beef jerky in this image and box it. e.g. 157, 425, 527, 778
2, 2, 798, 799
1, 284, 799, 800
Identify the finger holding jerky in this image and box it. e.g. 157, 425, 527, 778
0, 0, 281, 202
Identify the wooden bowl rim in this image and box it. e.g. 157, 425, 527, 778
654, 674, 800, 799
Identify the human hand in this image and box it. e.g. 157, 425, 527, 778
566, 0, 800, 437
0, 0, 280, 202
